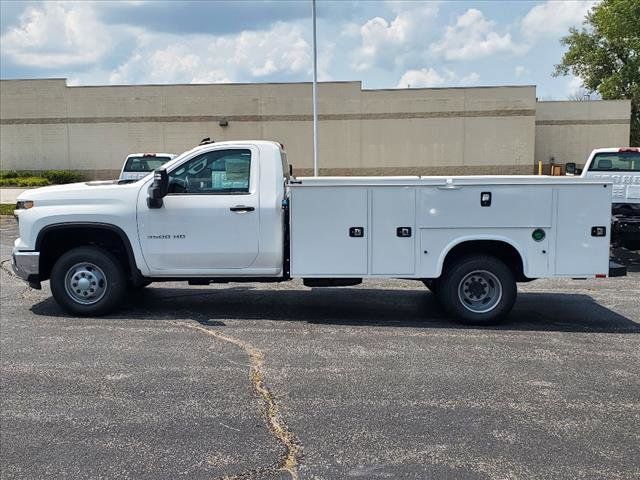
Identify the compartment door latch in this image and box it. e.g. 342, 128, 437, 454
349, 227, 364, 238
396, 227, 412, 238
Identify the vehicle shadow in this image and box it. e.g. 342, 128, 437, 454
30, 285, 639, 334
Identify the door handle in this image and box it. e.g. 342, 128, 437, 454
230, 205, 255, 212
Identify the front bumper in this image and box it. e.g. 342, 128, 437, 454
11, 251, 41, 288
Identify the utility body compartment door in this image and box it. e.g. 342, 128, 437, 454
554, 184, 611, 276
290, 187, 368, 276
371, 187, 415, 274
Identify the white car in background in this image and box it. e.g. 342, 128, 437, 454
566, 147, 640, 249
119, 153, 176, 181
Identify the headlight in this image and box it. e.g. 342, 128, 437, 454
15, 200, 34, 210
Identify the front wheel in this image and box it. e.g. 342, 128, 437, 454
50, 246, 127, 316
436, 255, 516, 325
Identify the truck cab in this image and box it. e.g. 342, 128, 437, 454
138, 141, 286, 276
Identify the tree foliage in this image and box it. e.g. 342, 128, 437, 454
554, 0, 640, 146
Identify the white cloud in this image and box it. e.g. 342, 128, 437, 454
1, 2, 113, 68
461, 72, 481, 85
1, 0, 593, 93
397, 68, 444, 88
567, 75, 584, 96
109, 22, 318, 85
396, 68, 479, 88
521, 1, 596, 39
1, 2, 326, 85
109, 47, 233, 85
352, 2, 438, 71
316, 43, 336, 82
431, 9, 525, 61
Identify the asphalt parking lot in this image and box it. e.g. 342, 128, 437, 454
1, 216, 639, 480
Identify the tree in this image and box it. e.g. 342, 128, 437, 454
554, 0, 640, 146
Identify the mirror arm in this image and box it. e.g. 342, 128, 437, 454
147, 197, 163, 209
147, 168, 169, 209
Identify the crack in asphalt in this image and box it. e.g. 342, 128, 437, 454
0, 258, 38, 301
0, 258, 17, 277
172, 321, 302, 480
0, 261, 303, 478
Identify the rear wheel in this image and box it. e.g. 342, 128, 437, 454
50, 246, 127, 316
436, 255, 516, 325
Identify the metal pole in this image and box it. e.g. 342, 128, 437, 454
312, 0, 319, 176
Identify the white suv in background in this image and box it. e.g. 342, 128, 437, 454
119, 153, 176, 181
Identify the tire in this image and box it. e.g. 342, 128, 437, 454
436, 255, 516, 325
50, 246, 127, 316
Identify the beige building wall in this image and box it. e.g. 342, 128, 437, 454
0, 78, 630, 178
535, 100, 631, 169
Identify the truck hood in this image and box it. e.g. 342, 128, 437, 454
16, 180, 143, 205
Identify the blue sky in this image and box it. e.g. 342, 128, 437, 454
0, 0, 597, 98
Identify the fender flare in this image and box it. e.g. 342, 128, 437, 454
35, 222, 143, 281
436, 235, 527, 278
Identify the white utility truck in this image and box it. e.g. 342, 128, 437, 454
12, 141, 624, 325
566, 147, 640, 249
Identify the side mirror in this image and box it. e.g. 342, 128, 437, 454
565, 162, 576, 175
147, 168, 169, 209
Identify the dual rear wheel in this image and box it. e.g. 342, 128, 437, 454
425, 255, 517, 325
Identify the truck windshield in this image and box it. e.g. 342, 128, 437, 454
589, 152, 640, 172
124, 156, 172, 172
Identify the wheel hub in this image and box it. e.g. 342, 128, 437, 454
465, 276, 488, 300
64, 263, 107, 305
458, 270, 503, 314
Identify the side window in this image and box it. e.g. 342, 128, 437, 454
168, 149, 252, 194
